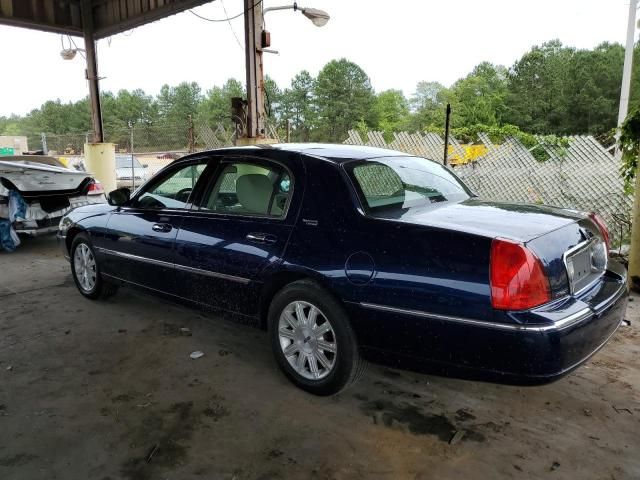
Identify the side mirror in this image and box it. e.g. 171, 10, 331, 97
108, 187, 130, 206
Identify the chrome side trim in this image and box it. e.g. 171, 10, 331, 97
96, 247, 173, 268
359, 302, 593, 332
173, 263, 250, 284
96, 247, 250, 284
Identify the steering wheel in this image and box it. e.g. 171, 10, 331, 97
175, 187, 192, 203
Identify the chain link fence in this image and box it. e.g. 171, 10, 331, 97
344, 130, 632, 248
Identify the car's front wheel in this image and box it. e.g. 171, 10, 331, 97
268, 280, 365, 395
70, 234, 117, 300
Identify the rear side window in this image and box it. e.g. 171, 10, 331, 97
200, 161, 292, 218
346, 156, 471, 213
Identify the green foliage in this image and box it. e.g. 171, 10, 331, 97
157, 82, 202, 127
505, 40, 638, 135
279, 70, 317, 142
313, 58, 376, 142
197, 78, 244, 128
619, 109, 640, 194
373, 89, 409, 141
2, 39, 638, 148
448, 62, 508, 127
263, 75, 281, 119
407, 81, 449, 130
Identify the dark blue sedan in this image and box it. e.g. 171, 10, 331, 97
58, 144, 628, 395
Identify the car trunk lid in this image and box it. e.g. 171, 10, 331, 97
0, 159, 90, 195
376, 199, 584, 243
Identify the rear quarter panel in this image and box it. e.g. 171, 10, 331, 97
282, 155, 494, 352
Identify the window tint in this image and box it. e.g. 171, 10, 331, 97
132, 163, 206, 209
347, 156, 471, 212
201, 161, 291, 217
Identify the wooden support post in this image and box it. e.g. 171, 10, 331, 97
81, 0, 103, 143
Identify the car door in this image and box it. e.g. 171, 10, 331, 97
173, 154, 302, 315
100, 160, 209, 294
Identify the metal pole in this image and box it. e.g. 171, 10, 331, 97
130, 123, 135, 190
286, 119, 291, 143
81, 0, 104, 143
243, 0, 266, 139
41, 132, 47, 155
443, 103, 451, 166
617, 0, 638, 130
188, 114, 195, 153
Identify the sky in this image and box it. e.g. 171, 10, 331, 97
0, 0, 634, 116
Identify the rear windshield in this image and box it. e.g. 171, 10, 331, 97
345, 156, 471, 213
116, 156, 143, 168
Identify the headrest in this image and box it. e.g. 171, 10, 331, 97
236, 174, 273, 214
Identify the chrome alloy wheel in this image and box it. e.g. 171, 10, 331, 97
73, 243, 97, 292
278, 300, 337, 380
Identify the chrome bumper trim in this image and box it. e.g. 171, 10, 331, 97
15, 225, 59, 236
359, 302, 593, 332
95, 247, 250, 284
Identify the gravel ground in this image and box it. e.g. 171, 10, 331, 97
1, 236, 639, 480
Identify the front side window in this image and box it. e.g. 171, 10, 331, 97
346, 156, 471, 213
132, 163, 206, 209
200, 161, 292, 218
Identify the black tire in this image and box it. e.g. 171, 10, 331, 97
70, 233, 118, 300
268, 279, 366, 395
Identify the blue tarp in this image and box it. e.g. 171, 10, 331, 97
0, 219, 18, 252
0, 190, 27, 252
8, 190, 26, 222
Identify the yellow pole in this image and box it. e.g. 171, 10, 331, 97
84, 143, 116, 193
628, 157, 640, 291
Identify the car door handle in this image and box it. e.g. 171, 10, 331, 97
152, 223, 173, 233
246, 232, 277, 244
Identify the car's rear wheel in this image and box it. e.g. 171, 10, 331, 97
268, 280, 366, 395
70, 234, 117, 300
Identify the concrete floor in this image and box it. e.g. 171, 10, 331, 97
1, 237, 639, 480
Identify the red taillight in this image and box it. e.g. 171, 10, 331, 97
588, 212, 610, 253
490, 238, 551, 310
87, 180, 104, 195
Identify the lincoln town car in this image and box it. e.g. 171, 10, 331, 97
58, 144, 628, 395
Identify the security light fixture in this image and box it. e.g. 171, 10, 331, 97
60, 48, 85, 60
300, 7, 330, 27
262, 2, 330, 27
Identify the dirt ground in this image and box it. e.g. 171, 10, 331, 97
1, 237, 639, 480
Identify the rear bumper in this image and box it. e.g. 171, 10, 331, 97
348, 261, 628, 383
6, 195, 105, 237
15, 219, 61, 236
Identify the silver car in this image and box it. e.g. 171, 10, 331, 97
115, 154, 149, 188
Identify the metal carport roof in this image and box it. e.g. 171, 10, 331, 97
0, 0, 213, 39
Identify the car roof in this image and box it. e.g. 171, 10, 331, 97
182, 143, 413, 164
271, 143, 410, 162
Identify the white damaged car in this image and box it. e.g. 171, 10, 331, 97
0, 155, 105, 236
